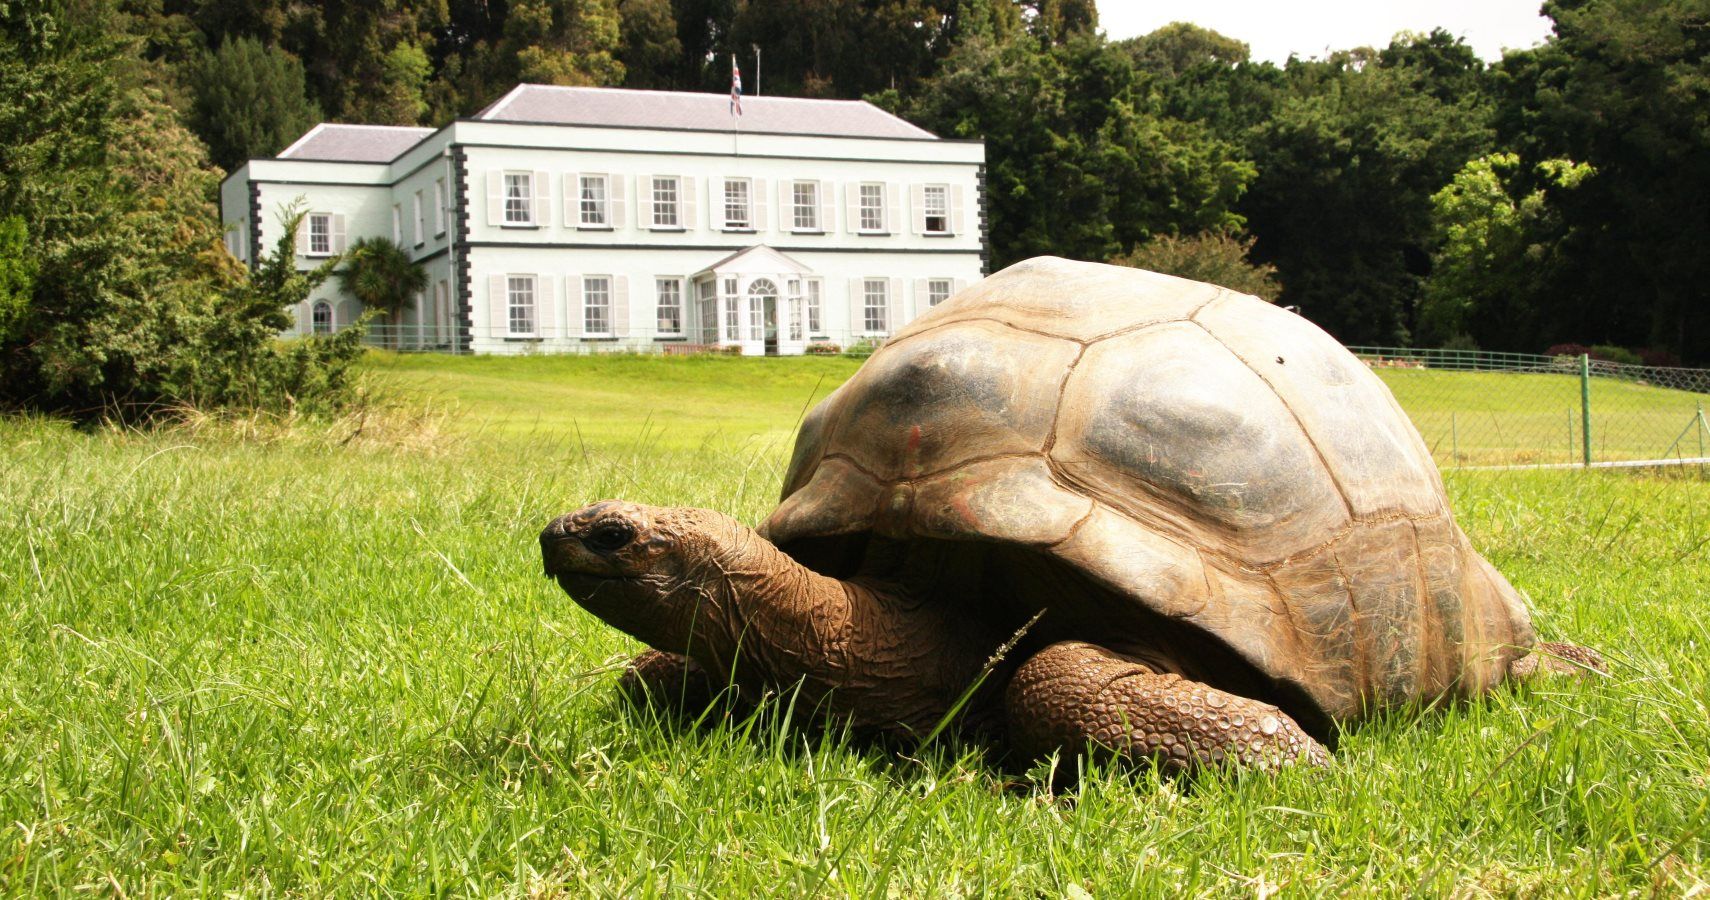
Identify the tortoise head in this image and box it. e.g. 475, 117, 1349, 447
540, 500, 705, 650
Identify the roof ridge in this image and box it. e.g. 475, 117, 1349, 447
499, 83, 877, 106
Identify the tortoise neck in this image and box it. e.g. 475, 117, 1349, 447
685, 523, 1004, 734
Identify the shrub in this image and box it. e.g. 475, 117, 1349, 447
1590, 344, 1642, 366
804, 341, 841, 356
843, 338, 883, 359
1640, 347, 1683, 368
1108, 230, 1281, 301
0, 6, 364, 420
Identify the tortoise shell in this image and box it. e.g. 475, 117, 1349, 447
761, 257, 1535, 726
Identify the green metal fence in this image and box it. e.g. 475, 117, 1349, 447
1350, 347, 1710, 469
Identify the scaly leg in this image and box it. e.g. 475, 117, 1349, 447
1509, 641, 1607, 679
617, 649, 719, 718
1005, 641, 1329, 773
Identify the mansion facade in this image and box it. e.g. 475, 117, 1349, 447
218, 84, 987, 355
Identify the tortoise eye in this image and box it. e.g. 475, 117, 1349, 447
584, 519, 635, 553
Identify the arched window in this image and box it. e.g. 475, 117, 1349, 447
746, 278, 778, 341
311, 301, 334, 335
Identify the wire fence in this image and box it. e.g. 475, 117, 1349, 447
1351, 347, 1710, 470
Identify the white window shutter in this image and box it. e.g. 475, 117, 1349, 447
332, 215, 347, 252
954, 278, 968, 294
753, 178, 769, 232
488, 275, 507, 337
848, 279, 863, 335
613, 275, 630, 337
819, 180, 835, 232
487, 171, 503, 225
914, 278, 928, 315
611, 175, 627, 229
910, 184, 926, 235
888, 277, 903, 333
682, 176, 697, 230
638, 174, 654, 228
567, 274, 584, 337
563, 172, 579, 225
886, 183, 901, 234
537, 275, 557, 335
951, 185, 966, 235
294, 217, 309, 255
533, 171, 550, 226
845, 184, 860, 232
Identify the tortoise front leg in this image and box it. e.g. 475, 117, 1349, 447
1005, 641, 1329, 773
1509, 641, 1607, 679
617, 649, 720, 719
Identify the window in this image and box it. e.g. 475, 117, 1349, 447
806, 279, 823, 334
311, 300, 333, 334
434, 280, 450, 342
434, 178, 446, 235
391, 205, 402, 244
698, 279, 718, 343
858, 183, 885, 232
723, 277, 740, 340
413, 191, 425, 246
656, 278, 683, 336
307, 213, 332, 256
928, 278, 952, 307
723, 178, 751, 230
923, 185, 949, 234
504, 172, 533, 225
583, 276, 612, 335
579, 174, 608, 227
747, 278, 775, 341
787, 279, 803, 341
863, 278, 889, 333
651, 176, 679, 228
506, 275, 536, 335
791, 181, 819, 231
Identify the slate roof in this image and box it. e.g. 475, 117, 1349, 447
277, 124, 436, 162
475, 85, 939, 140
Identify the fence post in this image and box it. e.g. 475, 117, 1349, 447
1580, 353, 1593, 468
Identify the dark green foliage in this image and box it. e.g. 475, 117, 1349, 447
0, 1, 364, 420
0, 217, 34, 345
1110, 230, 1280, 301
1238, 36, 1494, 345
906, 29, 1250, 268
1489, 0, 1710, 363
186, 36, 320, 170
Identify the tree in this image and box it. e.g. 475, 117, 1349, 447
0, 0, 364, 418
1490, 0, 1710, 362
1110, 230, 1280, 301
336, 237, 428, 349
186, 37, 321, 170
906, 28, 1251, 269
617, 0, 682, 89
1418, 153, 1592, 348
1238, 35, 1494, 345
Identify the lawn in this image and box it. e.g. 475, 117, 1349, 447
1372, 368, 1710, 467
1, 354, 1706, 895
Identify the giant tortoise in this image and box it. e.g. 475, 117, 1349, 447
541, 257, 1600, 771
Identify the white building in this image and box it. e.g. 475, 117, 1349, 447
218, 84, 987, 355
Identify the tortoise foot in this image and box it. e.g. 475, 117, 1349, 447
1005, 641, 1329, 774
1509, 641, 1607, 679
617, 649, 719, 718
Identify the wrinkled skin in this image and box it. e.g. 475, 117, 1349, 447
542, 501, 1365, 771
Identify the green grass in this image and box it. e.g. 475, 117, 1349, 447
2, 355, 1707, 895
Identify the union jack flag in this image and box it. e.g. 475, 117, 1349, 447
730, 55, 743, 117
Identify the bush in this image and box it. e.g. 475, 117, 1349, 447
1640, 347, 1683, 368
1590, 344, 1642, 366
804, 341, 841, 356
1108, 230, 1281, 301
843, 338, 883, 359
0, 6, 364, 420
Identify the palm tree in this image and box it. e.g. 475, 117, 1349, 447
335, 237, 427, 349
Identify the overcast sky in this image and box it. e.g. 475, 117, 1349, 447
1096, 1, 1556, 64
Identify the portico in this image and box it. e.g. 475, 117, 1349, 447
693, 246, 821, 356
